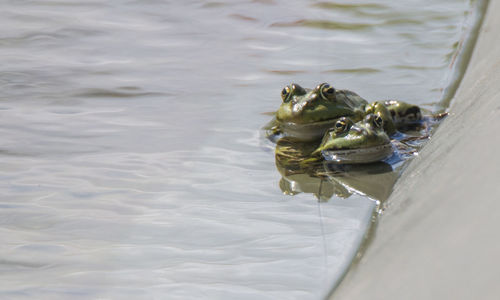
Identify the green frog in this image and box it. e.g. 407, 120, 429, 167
274, 82, 421, 140
313, 114, 393, 164
276, 83, 367, 141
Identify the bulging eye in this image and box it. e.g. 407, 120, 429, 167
318, 83, 336, 100
334, 117, 350, 134
281, 83, 306, 102
281, 85, 292, 102
373, 115, 383, 128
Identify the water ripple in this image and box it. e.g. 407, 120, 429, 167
73, 88, 165, 99
271, 19, 374, 31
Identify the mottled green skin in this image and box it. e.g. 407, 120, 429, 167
276, 83, 367, 125
275, 83, 420, 140
383, 100, 422, 128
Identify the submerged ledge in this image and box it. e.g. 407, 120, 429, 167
331, 0, 500, 299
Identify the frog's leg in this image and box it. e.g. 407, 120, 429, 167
262, 116, 283, 142
382, 100, 422, 128
365, 101, 396, 135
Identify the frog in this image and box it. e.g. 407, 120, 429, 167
274, 82, 421, 141
275, 82, 368, 141
383, 100, 423, 129
364, 101, 397, 135
312, 114, 393, 164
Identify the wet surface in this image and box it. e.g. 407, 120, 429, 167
0, 0, 471, 298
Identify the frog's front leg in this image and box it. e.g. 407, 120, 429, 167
364, 101, 396, 135
382, 100, 422, 128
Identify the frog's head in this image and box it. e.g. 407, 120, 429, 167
276, 83, 361, 124
314, 114, 393, 164
364, 101, 396, 135
275, 83, 367, 141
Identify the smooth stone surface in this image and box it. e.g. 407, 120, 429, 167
332, 0, 500, 299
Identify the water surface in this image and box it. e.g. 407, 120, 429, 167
0, 0, 472, 298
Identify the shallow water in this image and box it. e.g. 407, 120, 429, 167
0, 0, 472, 299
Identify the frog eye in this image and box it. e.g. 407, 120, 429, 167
334, 118, 349, 134
281, 85, 292, 102
318, 83, 336, 100
373, 115, 384, 128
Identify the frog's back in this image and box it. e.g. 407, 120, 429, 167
336, 89, 368, 110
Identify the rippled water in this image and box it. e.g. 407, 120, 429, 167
0, 0, 472, 299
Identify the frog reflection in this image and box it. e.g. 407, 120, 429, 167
275, 137, 397, 202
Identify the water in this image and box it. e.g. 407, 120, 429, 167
0, 0, 472, 299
